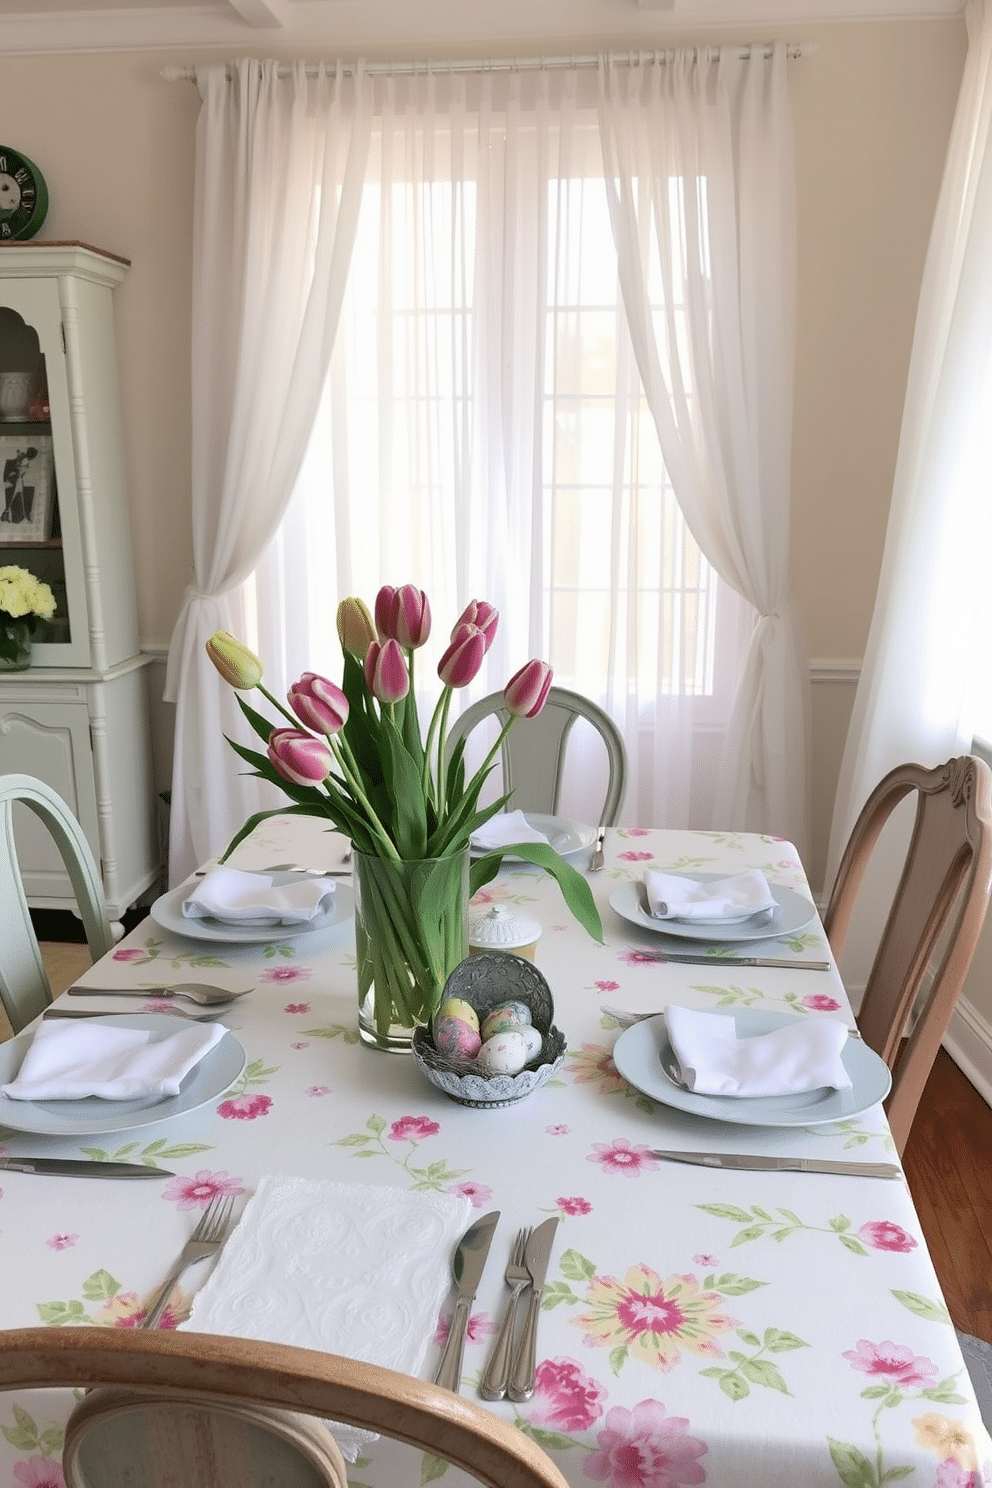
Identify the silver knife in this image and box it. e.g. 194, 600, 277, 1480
650, 1150, 902, 1179
434, 1210, 500, 1392
507, 1216, 560, 1401
44, 1008, 219, 1023
590, 826, 606, 872
0, 1156, 174, 1179
630, 952, 830, 971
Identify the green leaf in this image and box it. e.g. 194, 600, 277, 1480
559, 1248, 597, 1281
890, 1290, 952, 1325
737, 1330, 762, 1347
1, 1403, 42, 1451
828, 1214, 852, 1231
698, 1204, 754, 1223
82, 1270, 122, 1301
880, 1468, 915, 1482
838, 1236, 869, 1256
718, 1372, 750, 1401
36, 1300, 86, 1326
525, 1426, 580, 1451
541, 1282, 579, 1308
712, 1274, 766, 1296
764, 1329, 808, 1353
608, 1346, 628, 1376
740, 1358, 790, 1393
828, 1438, 879, 1488
469, 843, 604, 942
420, 1451, 449, 1483
729, 1225, 767, 1247
37, 1427, 65, 1456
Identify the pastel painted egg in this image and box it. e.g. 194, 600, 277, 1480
433, 1016, 482, 1060
480, 1001, 532, 1041
518, 1024, 544, 1061
476, 1029, 530, 1076
436, 997, 480, 1033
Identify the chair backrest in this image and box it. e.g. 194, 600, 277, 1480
823, 755, 992, 1153
447, 686, 627, 827
0, 772, 115, 1033
0, 1327, 570, 1488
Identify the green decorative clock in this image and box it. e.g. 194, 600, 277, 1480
0, 146, 49, 242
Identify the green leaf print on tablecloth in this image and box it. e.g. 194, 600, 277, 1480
334, 1114, 470, 1190
698, 1202, 912, 1255
78, 1138, 213, 1165
892, 1291, 952, 1326
37, 1267, 190, 1330
1, 1402, 63, 1459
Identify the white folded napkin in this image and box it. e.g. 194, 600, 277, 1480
644, 868, 776, 921
182, 866, 335, 925
470, 809, 551, 851
1, 1020, 227, 1102
663, 1005, 852, 1097
183, 1176, 473, 1461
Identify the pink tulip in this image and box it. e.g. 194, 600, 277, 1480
267, 728, 332, 786
391, 585, 432, 649
288, 673, 349, 735
452, 600, 499, 651
374, 586, 397, 640
364, 638, 410, 703
504, 659, 553, 717
437, 624, 486, 688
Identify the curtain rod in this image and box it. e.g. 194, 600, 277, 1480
162, 42, 814, 83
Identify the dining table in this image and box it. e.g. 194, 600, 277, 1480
1, 817, 990, 1488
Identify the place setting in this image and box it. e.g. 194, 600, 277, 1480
608, 864, 824, 956
149, 862, 355, 944
469, 807, 597, 864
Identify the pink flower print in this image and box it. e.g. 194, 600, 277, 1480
46, 1233, 78, 1250
588, 1139, 661, 1177
162, 1170, 245, 1210
529, 1357, 607, 1432
306, 1084, 332, 1096
388, 1116, 440, 1142
625, 827, 651, 837
843, 1339, 938, 1389
112, 947, 145, 962
936, 1464, 987, 1488
619, 949, 667, 969
284, 1002, 311, 1013
858, 1220, 918, 1253
451, 1181, 494, 1208
434, 1311, 495, 1346
594, 980, 620, 992
92, 1292, 148, 1328
547, 1124, 571, 1135
558, 1197, 592, 1216
14, 1456, 66, 1488
217, 1093, 273, 1120
583, 1398, 708, 1486
693, 1255, 718, 1268
290, 1040, 310, 1050
259, 966, 312, 984
802, 994, 842, 1013
619, 850, 654, 862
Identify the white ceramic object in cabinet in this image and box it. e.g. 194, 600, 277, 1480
0, 243, 160, 918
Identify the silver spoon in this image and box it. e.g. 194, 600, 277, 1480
67, 982, 251, 1007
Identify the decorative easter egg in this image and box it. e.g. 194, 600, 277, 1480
518, 1024, 544, 1060
436, 997, 480, 1033
433, 1016, 482, 1060
480, 1001, 532, 1041
476, 1029, 530, 1076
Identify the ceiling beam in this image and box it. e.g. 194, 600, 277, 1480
226, 0, 290, 27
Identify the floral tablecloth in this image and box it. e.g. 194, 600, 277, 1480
1, 821, 989, 1488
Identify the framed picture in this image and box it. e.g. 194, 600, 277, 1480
0, 433, 56, 541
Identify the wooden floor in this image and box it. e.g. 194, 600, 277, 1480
9, 945, 992, 1342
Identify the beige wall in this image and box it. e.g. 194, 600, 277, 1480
0, 19, 968, 894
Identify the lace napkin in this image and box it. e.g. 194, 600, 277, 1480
470, 809, 551, 851
182, 1176, 473, 1461
1, 1020, 227, 1102
643, 868, 776, 921
664, 1005, 852, 1097
182, 866, 336, 925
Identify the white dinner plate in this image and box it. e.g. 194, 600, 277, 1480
0, 1014, 248, 1136
609, 877, 818, 943
150, 880, 354, 944
470, 813, 596, 861
611, 1010, 892, 1127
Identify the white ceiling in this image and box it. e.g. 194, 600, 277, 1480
0, 0, 966, 55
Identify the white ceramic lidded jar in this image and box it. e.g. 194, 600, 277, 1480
468, 904, 542, 962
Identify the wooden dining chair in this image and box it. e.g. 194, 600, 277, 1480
0, 773, 116, 1034
447, 685, 628, 827
0, 1327, 570, 1488
823, 755, 992, 1153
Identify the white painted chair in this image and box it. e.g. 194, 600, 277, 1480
0, 1327, 569, 1488
447, 686, 627, 828
0, 772, 115, 1034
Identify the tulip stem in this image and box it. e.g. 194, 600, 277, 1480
330, 733, 403, 862
257, 683, 301, 732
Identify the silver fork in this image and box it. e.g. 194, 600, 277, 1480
479, 1227, 531, 1401
141, 1193, 236, 1329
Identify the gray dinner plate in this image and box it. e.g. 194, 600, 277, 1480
609, 876, 818, 943
470, 813, 596, 861
150, 880, 354, 943
612, 1010, 892, 1126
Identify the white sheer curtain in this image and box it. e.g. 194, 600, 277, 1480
164, 59, 372, 883
251, 57, 777, 838
598, 46, 809, 858
826, 0, 992, 891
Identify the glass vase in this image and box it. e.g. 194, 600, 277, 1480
0, 618, 32, 671
353, 846, 470, 1052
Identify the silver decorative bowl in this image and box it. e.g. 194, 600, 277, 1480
412, 951, 566, 1108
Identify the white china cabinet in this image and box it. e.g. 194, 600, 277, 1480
0, 242, 159, 919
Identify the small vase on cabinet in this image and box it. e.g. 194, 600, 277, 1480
0, 617, 32, 671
